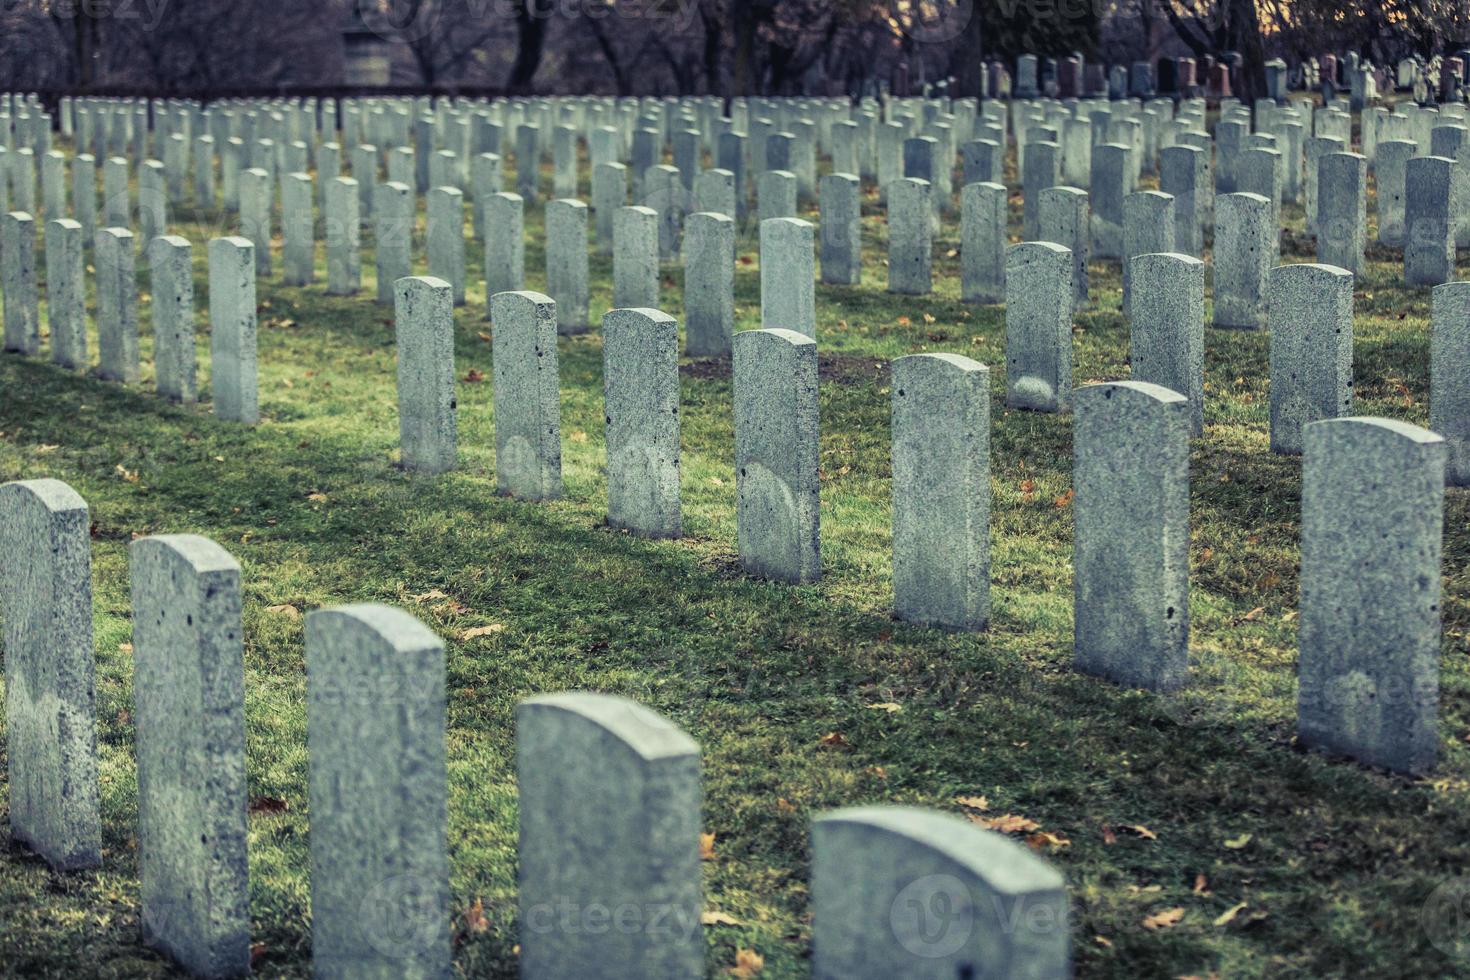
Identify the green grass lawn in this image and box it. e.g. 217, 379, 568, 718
3, 136, 1470, 978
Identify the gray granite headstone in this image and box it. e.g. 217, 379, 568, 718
1038, 185, 1089, 309
326, 176, 361, 295
1088, 143, 1129, 258
395, 276, 457, 475
887, 177, 932, 295
819, 173, 861, 286
208, 236, 259, 424
1268, 263, 1354, 455
426, 186, 465, 305
45, 217, 86, 369
306, 604, 450, 979
1129, 252, 1204, 435
811, 806, 1068, 978
1406, 155, 1455, 287
592, 161, 627, 254
517, 693, 701, 980
1073, 381, 1191, 691
238, 167, 271, 277
1374, 139, 1416, 247
613, 204, 659, 310
131, 534, 249, 978
281, 172, 315, 286
1213, 192, 1274, 330
484, 190, 526, 301
95, 226, 139, 381
545, 198, 590, 333
1121, 191, 1174, 318
491, 290, 563, 501
1299, 418, 1444, 775
760, 216, 817, 336
1317, 152, 1366, 275
1159, 144, 1204, 256
1004, 241, 1073, 413
683, 211, 734, 357
1432, 281, 1470, 486
150, 234, 197, 403
891, 353, 990, 630
603, 308, 681, 537
2, 211, 39, 354
961, 182, 1006, 304
734, 328, 821, 583
0, 478, 100, 871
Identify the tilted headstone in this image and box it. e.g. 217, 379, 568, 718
887, 178, 932, 296
517, 693, 702, 979
130, 534, 250, 978
603, 308, 682, 538
761, 216, 817, 336
1073, 381, 1191, 691
811, 807, 1068, 978
95, 226, 139, 382
961, 181, 1007, 304
45, 218, 86, 370
306, 604, 450, 979
613, 204, 659, 310
819, 173, 861, 286
1004, 241, 1073, 413
0, 478, 101, 871
891, 353, 990, 630
683, 211, 735, 357
733, 328, 821, 583
545, 198, 590, 334
1432, 281, 1470, 486
325, 176, 361, 295
150, 234, 197, 403
1298, 418, 1444, 775
1213, 193, 1274, 329
208, 237, 259, 424
491, 290, 563, 501
394, 276, 457, 475
1268, 263, 1354, 454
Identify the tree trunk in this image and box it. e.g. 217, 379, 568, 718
952, 5, 985, 98
507, 0, 549, 93
1226, 0, 1266, 102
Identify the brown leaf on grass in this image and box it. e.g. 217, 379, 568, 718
1094, 935, 1112, 947
866, 702, 902, 714
954, 795, 989, 812
922, 313, 936, 324
477, 331, 492, 342
114, 464, 140, 483
464, 369, 486, 383
1120, 824, 1158, 841
702, 910, 742, 926
738, 255, 754, 266
248, 796, 289, 815
727, 948, 764, 977
569, 430, 589, 443
1141, 907, 1185, 931
306, 492, 328, 502
460, 624, 504, 640
412, 589, 449, 603
970, 813, 1040, 834
1019, 479, 1035, 497
1200, 546, 1214, 562
775, 797, 797, 814
1192, 873, 1210, 895
250, 943, 268, 967
818, 731, 850, 749
896, 315, 911, 326
700, 832, 717, 860
118, 642, 133, 654
463, 897, 490, 933
1223, 833, 1253, 849
1101, 824, 1118, 845
1213, 901, 1248, 927
266, 604, 301, 619
1025, 831, 1071, 852
1242, 606, 1265, 621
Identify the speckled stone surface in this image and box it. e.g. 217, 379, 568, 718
887, 178, 932, 296
150, 234, 197, 403
208, 236, 258, 424
1374, 140, 1416, 247
1121, 191, 1173, 317
485, 191, 526, 299
891, 353, 990, 631
683, 212, 734, 357
1039, 185, 1089, 309
325, 176, 361, 296
394, 276, 457, 474
0, 478, 100, 871
1406, 155, 1455, 286
1073, 381, 1191, 692
517, 693, 702, 980
1298, 418, 1445, 775
603, 308, 681, 538
45, 218, 86, 369
1431, 282, 1470, 486
1004, 241, 1073, 413
130, 534, 249, 978
1160, 144, 1205, 256
306, 604, 450, 980
811, 807, 1068, 979
593, 161, 627, 255
237, 167, 270, 276
94, 226, 138, 382
819, 173, 861, 286
374, 181, 413, 305
491, 290, 563, 501
2, 210, 39, 354
1088, 142, 1128, 258
613, 204, 658, 310
961, 182, 1006, 304
281, 172, 314, 286
1317, 152, 1366, 275
733, 328, 821, 583
1212, 192, 1274, 330
760, 217, 816, 337
1267, 263, 1354, 455
1129, 252, 1204, 435
545, 198, 589, 332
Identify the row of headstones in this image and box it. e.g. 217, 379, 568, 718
0, 477, 1070, 978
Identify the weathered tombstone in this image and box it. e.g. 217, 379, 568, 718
811, 807, 1069, 978
103, 156, 129, 227
1004, 242, 1073, 412
326, 176, 361, 295
734, 328, 820, 583
1158, 144, 1204, 256
1406, 155, 1455, 287
545, 198, 590, 334
395, 276, 457, 475
1088, 143, 1128, 259
613, 204, 659, 310
306, 604, 450, 979
281, 172, 314, 286
470, 152, 502, 236
758, 169, 798, 222
72, 153, 96, 237
1021, 140, 1061, 239
151, 235, 197, 403
491, 290, 563, 501
517, 693, 702, 979
516, 122, 541, 204
1213, 192, 1274, 329
1121, 191, 1174, 318
961, 181, 1007, 304
374, 181, 413, 305
208, 237, 259, 424
1128, 252, 1205, 435
602, 308, 681, 538
963, 138, 1002, 186
45, 218, 86, 370
0, 478, 101, 871
761, 216, 817, 336
484, 191, 526, 299
887, 178, 932, 296
130, 534, 250, 978
1304, 134, 1345, 235
1298, 418, 1444, 775
819, 173, 861, 285
1268, 263, 1354, 454
1374, 139, 1416, 247
95, 226, 139, 381
891, 354, 990, 630
426, 186, 465, 305
1073, 381, 1191, 691
684, 211, 735, 357
692, 167, 735, 221
1433, 282, 1470, 486
592, 161, 626, 254
1038, 185, 1089, 308
1317, 152, 1366, 275
643, 163, 683, 261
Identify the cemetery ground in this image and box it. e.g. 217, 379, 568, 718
3, 154, 1470, 979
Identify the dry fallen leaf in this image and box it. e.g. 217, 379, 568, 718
1120, 824, 1158, 841
248, 796, 289, 815
460, 624, 505, 640
1242, 606, 1265, 621
569, 430, 589, 443
818, 731, 850, 749
266, 604, 301, 619
412, 589, 449, 603
700, 832, 717, 860
955, 795, 989, 812
896, 315, 911, 326
1213, 901, 1248, 927
464, 369, 486, 383
1025, 830, 1071, 852
866, 702, 902, 714
1141, 907, 1185, 931
114, 464, 140, 483
971, 813, 1041, 834
1101, 824, 1118, 845
306, 492, 328, 502
1223, 833, 1253, 850
1054, 489, 1074, 509
477, 331, 492, 342
702, 910, 742, 926
118, 642, 133, 654
463, 897, 490, 934
1094, 935, 1112, 948
727, 948, 764, 977
1193, 873, 1210, 895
